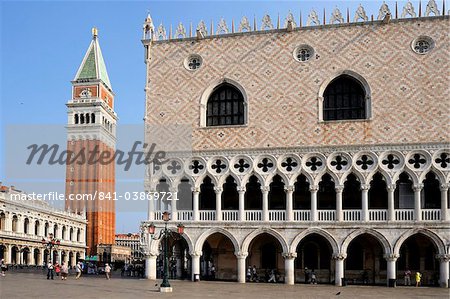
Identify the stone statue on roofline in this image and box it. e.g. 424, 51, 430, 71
156, 23, 166, 40
306, 9, 320, 26
378, 1, 391, 20
238, 16, 252, 32
330, 7, 344, 24
217, 18, 229, 34
175, 22, 186, 38
354, 4, 369, 22
284, 11, 297, 28
261, 14, 274, 30
401, 1, 417, 18
197, 20, 208, 37
425, 0, 440, 16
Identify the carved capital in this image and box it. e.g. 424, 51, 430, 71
237, 186, 246, 193
190, 251, 203, 257
261, 186, 270, 193
435, 254, 450, 263
384, 253, 400, 262
332, 253, 347, 260
413, 184, 424, 192
335, 185, 344, 193
309, 185, 319, 192
284, 185, 294, 193
234, 251, 249, 259
361, 184, 371, 191
214, 187, 223, 194
191, 186, 200, 193
282, 252, 297, 259
440, 184, 450, 192
387, 184, 396, 192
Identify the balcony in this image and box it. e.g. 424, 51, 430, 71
149, 208, 445, 223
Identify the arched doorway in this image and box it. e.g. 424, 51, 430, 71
11, 246, 19, 264
294, 174, 311, 210
222, 176, 239, 210
245, 175, 262, 211
157, 235, 191, 280
269, 175, 286, 210
69, 252, 74, 267
345, 234, 386, 285
200, 233, 236, 281
318, 173, 336, 210
343, 173, 362, 209
397, 233, 439, 286
177, 177, 193, 211
199, 176, 215, 210
422, 172, 440, 209
247, 233, 284, 282
43, 249, 49, 264
0, 245, 6, 261
295, 234, 333, 284
369, 172, 388, 209
34, 248, 40, 266
156, 178, 170, 211
22, 247, 30, 265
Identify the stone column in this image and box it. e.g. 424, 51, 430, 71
145, 252, 158, 279
5, 213, 12, 231
361, 184, 370, 221
28, 246, 34, 265
283, 252, 297, 285
436, 254, 450, 288
190, 251, 202, 281
192, 187, 200, 221
285, 186, 294, 221
235, 251, 248, 283
17, 216, 24, 234
387, 184, 396, 221
413, 184, 423, 221
39, 248, 44, 266
440, 184, 449, 221
333, 253, 346, 286
335, 185, 344, 222
238, 187, 246, 221
3, 244, 11, 264
147, 190, 155, 221
170, 188, 178, 221
214, 187, 223, 221
310, 185, 318, 222
384, 253, 399, 287
261, 186, 269, 221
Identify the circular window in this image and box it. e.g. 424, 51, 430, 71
293, 45, 314, 62
411, 36, 434, 54
184, 54, 203, 71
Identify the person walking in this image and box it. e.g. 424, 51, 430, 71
60, 262, 68, 280
268, 269, 276, 283
415, 271, 422, 287
246, 266, 252, 282
1, 259, 7, 277
310, 270, 317, 284
47, 261, 54, 280
105, 263, 111, 280
75, 262, 82, 279
404, 269, 411, 286
252, 265, 258, 282
54, 262, 60, 277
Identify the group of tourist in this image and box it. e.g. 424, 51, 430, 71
45, 261, 110, 280
404, 269, 422, 287
246, 265, 280, 283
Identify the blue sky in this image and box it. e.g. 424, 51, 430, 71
0, 0, 437, 232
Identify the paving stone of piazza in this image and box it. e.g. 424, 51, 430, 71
0, 272, 448, 299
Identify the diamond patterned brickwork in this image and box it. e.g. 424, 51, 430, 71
145, 17, 449, 151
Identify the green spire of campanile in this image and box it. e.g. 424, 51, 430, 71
74, 27, 112, 90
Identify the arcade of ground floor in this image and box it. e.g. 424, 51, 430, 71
0, 272, 449, 299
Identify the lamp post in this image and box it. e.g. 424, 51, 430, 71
145, 211, 184, 293
41, 233, 60, 265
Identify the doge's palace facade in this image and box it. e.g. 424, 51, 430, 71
140, 2, 449, 287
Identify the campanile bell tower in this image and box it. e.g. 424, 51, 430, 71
65, 28, 117, 256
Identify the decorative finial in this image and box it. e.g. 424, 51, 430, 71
92, 27, 98, 38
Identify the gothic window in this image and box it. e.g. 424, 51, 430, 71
86, 113, 90, 124
206, 83, 245, 126
323, 75, 366, 121
91, 113, 95, 124
184, 54, 203, 71
74, 114, 79, 124
411, 36, 434, 54
294, 45, 314, 62
80, 114, 85, 124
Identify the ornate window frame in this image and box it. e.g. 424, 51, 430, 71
199, 78, 248, 127
411, 36, 435, 55
317, 70, 372, 122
